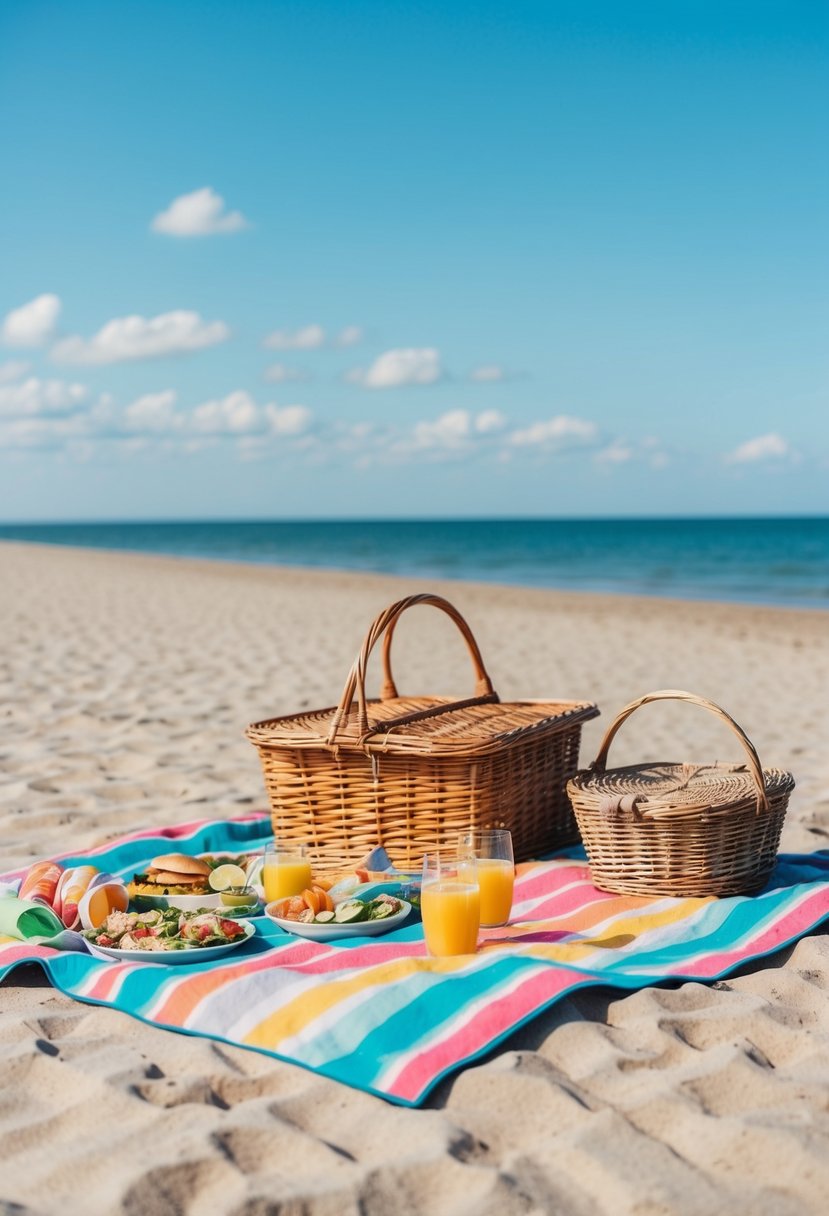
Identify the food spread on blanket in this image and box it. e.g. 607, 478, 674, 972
8, 845, 412, 946
83, 908, 248, 951
271, 891, 404, 926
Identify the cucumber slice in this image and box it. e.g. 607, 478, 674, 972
333, 899, 369, 924
369, 899, 400, 919
314, 910, 335, 923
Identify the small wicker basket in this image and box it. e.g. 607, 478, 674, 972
246, 593, 598, 874
567, 689, 795, 898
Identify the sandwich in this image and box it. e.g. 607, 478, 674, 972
128, 853, 212, 897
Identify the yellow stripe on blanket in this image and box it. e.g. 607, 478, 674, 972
244, 954, 470, 1050
489, 897, 708, 965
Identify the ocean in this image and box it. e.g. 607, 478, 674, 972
0, 518, 827, 609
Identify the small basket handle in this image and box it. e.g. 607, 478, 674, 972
326, 594, 497, 744
590, 689, 770, 813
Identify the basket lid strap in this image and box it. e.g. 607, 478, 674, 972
326, 594, 497, 744
589, 689, 770, 814
359, 691, 500, 740
598, 793, 643, 818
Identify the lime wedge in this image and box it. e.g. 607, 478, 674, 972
208, 863, 248, 892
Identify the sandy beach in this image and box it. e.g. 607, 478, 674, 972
2, 539, 829, 1216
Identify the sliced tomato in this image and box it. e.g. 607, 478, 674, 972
219, 918, 244, 938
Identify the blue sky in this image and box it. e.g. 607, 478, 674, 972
1, 0, 826, 520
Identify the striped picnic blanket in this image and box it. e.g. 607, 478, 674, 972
2, 812, 828, 1106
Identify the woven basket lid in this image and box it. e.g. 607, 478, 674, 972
248, 695, 599, 756
568, 759, 795, 820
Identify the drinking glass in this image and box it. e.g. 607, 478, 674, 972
457, 829, 514, 927
421, 851, 480, 957
262, 842, 312, 903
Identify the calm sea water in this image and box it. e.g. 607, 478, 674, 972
1, 518, 827, 609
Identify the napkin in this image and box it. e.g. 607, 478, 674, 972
0, 895, 86, 949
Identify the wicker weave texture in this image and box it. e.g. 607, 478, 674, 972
567, 689, 795, 898
246, 594, 598, 873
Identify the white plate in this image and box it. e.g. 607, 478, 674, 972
130, 890, 224, 912
87, 919, 255, 964
265, 899, 412, 942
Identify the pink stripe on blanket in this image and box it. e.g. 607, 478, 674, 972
387, 966, 597, 1103
0, 941, 59, 965
666, 887, 829, 979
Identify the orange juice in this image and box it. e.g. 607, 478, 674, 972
459, 857, 514, 926
421, 880, 480, 956
262, 855, 312, 901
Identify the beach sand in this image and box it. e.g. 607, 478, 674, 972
1, 539, 828, 1216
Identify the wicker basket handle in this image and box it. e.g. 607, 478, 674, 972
326, 594, 497, 744
590, 689, 770, 813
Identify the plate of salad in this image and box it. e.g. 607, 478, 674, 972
83, 907, 255, 963
265, 893, 412, 942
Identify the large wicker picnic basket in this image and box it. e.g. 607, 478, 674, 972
567, 689, 795, 898
246, 593, 599, 874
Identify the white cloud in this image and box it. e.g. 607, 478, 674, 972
727, 432, 790, 464
192, 390, 260, 435
151, 187, 249, 237
0, 377, 87, 418
596, 440, 633, 464
475, 409, 506, 434
0, 384, 315, 455
106, 388, 312, 441
640, 436, 671, 469
187, 392, 311, 438
413, 409, 471, 448
124, 390, 180, 432
263, 324, 363, 351
335, 325, 363, 348
52, 310, 230, 364
0, 412, 91, 450
470, 365, 506, 382
2, 294, 61, 347
395, 408, 505, 459
509, 415, 598, 447
264, 324, 326, 351
264, 403, 312, 435
349, 347, 443, 389
263, 362, 308, 383
0, 360, 31, 384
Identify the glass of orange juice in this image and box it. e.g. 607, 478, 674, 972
421, 851, 480, 957
457, 829, 514, 927
262, 842, 312, 902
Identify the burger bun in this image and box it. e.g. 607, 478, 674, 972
148, 853, 211, 879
